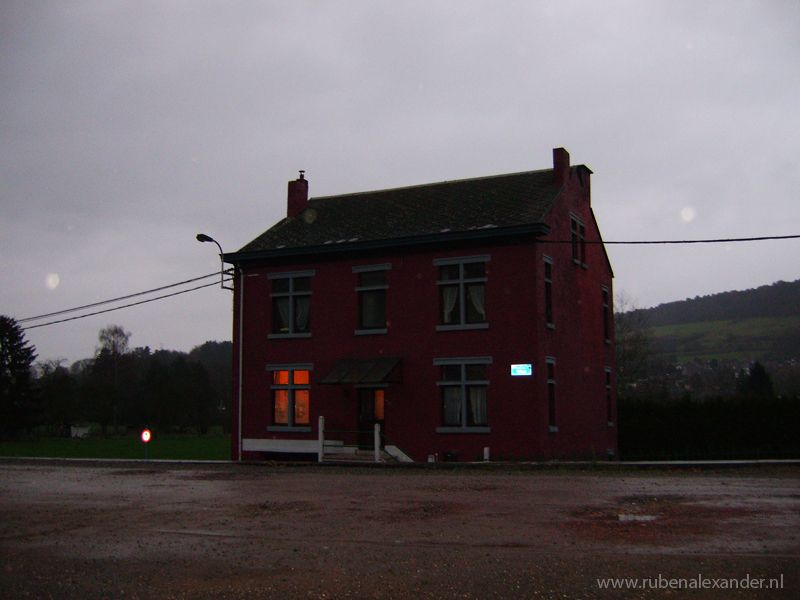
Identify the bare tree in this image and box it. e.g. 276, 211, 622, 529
614, 292, 653, 393
97, 325, 131, 358
94, 325, 131, 433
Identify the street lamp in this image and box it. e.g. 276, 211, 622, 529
196, 233, 233, 290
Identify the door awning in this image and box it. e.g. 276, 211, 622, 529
321, 357, 401, 385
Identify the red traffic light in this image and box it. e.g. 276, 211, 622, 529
140, 429, 152, 444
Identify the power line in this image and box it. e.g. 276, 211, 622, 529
17, 233, 799, 330
585, 234, 800, 245
22, 279, 233, 331
18, 270, 232, 323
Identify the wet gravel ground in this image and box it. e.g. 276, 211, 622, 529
1, 461, 798, 599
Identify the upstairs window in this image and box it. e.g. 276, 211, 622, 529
269, 271, 313, 337
544, 256, 554, 328
605, 367, 614, 426
354, 264, 390, 334
268, 365, 311, 430
435, 357, 491, 432
571, 216, 586, 267
434, 256, 489, 330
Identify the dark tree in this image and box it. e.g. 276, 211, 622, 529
36, 359, 78, 435
614, 293, 653, 394
0, 315, 38, 437
189, 341, 232, 429
92, 324, 131, 433
740, 361, 775, 399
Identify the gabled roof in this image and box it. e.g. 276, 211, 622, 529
227, 168, 562, 262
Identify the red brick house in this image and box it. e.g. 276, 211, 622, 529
224, 148, 616, 462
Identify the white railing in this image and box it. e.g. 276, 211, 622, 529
317, 415, 381, 463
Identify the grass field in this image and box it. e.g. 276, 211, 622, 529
0, 434, 231, 461
650, 315, 800, 363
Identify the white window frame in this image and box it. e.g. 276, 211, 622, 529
434, 255, 490, 331
268, 270, 314, 339
266, 363, 313, 432
353, 264, 390, 335
434, 356, 492, 433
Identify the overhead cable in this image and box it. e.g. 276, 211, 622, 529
580, 234, 800, 245
22, 279, 233, 330
19, 270, 232, 323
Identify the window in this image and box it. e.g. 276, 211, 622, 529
434, 357, 491, 432
571, 216, 586, 267
434, 256, 489, 330
544, 256, 554, 328
353, 264, 390, 334
269, 271, 314, 337
546, 357, 557, 432
602, 287, 611, 344
268, 365, 311, 430
605, 367, 614, 426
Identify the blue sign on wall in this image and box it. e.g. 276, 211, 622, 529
510, 363, 533, 376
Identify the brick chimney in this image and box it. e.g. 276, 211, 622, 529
287, 170, 308, 218
552, 147, 570, 186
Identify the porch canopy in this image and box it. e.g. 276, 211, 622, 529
321, 357, 401, 385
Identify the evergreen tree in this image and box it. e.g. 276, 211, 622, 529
0, 315, 38, 437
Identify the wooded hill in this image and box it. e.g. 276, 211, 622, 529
626, 279, 800, 363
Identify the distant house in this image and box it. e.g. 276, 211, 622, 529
224, 148, 616, 462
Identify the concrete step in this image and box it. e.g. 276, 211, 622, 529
323, 449, 397, 463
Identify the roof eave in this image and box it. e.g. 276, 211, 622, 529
224, 223, 550, 264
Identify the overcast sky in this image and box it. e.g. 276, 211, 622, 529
2, 0, 799, 365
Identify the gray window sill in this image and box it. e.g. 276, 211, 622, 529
267, 426, 312, 433
436, 323, 489, 332
436, 427, 491, 434
354, 328, 387, 336
546, 322, 555, 330
548, 425, 559, 433
268, 333, 312, 339
607, 421, 615, 428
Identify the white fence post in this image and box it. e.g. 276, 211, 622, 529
318, 416, 325, 463
374, 423, 381, 463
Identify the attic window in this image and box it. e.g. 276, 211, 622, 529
570, 215, 586, 267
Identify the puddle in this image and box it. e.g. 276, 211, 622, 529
618, 514, 658, 522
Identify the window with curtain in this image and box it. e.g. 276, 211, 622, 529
436, 359, 490, 430
435, 256, 488, 330
269, 272, 313, 336
354, 266, 389, 332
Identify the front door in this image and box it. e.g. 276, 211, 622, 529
357, 388, 385, 449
